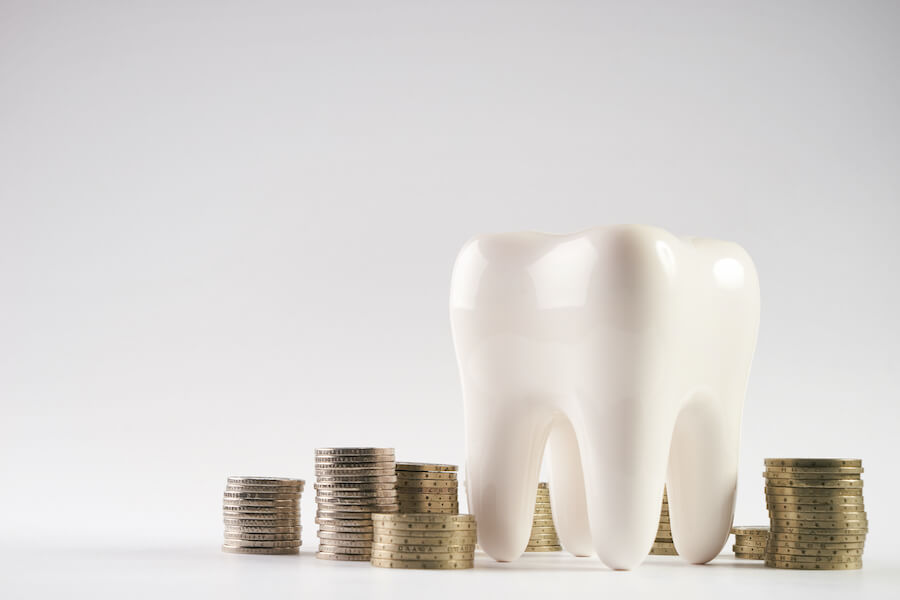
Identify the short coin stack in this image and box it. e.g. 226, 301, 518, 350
732, 526, 768, 560
764, 458, 866, 570
315, 447, 399, 561
371, 513, 477, 569
395, 463, 459, 514
222, 476, 304, 555
650, 487, 677, 556
526, 483, 561, 552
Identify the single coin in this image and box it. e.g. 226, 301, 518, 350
318, 510, 396, 521
316, 467, 397, 476
764, 459, 861, 468
224, 485, 302, 494
765, 479, 864, 489
372, 543, 476, 553
317, 496, 399, 507
766, 552, 861, 563
224, 532, 301, 541
318, 530, 374, 540
527, 539, 562, 546
731, 526, 769, 534
373, 534, 477, 545
371, 549, 473, 560
315, 517, 373, 527
769, 539, 865, 550
770, 518, 868, 529
767, 511, 867, 522
318, 544, 372, 554
227, 477, 304, 487
372, 513, 474, 523
526, 546, 563, 552
317, 475, 398, 484
398, 501, 459, 510
771, 526, 868, 535
222, 545, 299, 555
316, 537, 372, 548
396, 486, 459, 495
316, 502, 398, 512
649, 547, 679, 556
395, 463, 457, 472
222, 510, 298, 518
764, 486, 862, 496
530, 526, 559, 535
370, 558, 473, 569
222, 539, 301, 548
764, 471, 862, 480
768, 545, 863, 557
767, 502, 866, 513
531, 519, 555, 526
224, 518, 299, 527
316, 489, 397, 498
222, 491, 301, 500
655, 537, 673, 543
395, 471, 457, 481
732, 545, 768, 554
763, 466, 864, 475
733, 537, 767, 546
315, 482, 397, 491
733, 553, 765, 560
317, 525, 374, 534
223, 498, 300, 507
764, 558, 861, 570
397, 493, 457, 502
315, 448, 394, 456
316, 551, 371, 561
769, 532, 867, 543
537, 482, 549, 489
225, 525, 302, 534
315, 454, 396, 463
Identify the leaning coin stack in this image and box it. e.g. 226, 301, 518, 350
371, 513, 477, 569
222, 476, 304, 555
315, 447, 399, 561
764, 458, 866, 570
395, 463, 459, 514
526, 482, 561, 552
650, 486, 677, 556
732, 526, 768, 560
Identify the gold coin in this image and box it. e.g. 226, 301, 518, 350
397, 493, 457, 502
766, 502, 865, 512
398, 501, 459, 509
372, 513, 474, 523
763, 466, 863, 475
764, 479, 863, 489
765, 558, 861, 570
771, 526, 868, 535
764, 486, 862, 496
531, 519, 555, 527
767, 545, 863, 557
372, 543, 477, 553
317, 544, 372, 554
733, 554, 765, 560
395, 471, 457, 481
732, 546, 766, 555
764, 471, 862, 480
764, 459, 861, 468
731, 525, 768, 534
769, 532, 866, 543
649, 547, 678, 556
526, 546, 563, 552
655, 536, 673, 543
222, 545, 299, 555
397, 507, 456, 514
769, 518, 868, 528
537, 482, 549, 489
370, 557, 473, 569
315, 551, 371, 561
527, 538, 562, 546
767, 511, 867, 522
768, 539, 865, 550
766, 552, 861, 563
371, 549, 473, 561
373, 534, 477, 546
733, 538, 767, 547
395, 482, 459, 492
530, 526, 558, 535
395, 463, 457, 472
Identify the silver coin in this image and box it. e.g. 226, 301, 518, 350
318, 544, 372, 554
224, 532, 302, 541
316, 551, 371, 561
318, 530, 374, 541
223, 539, 302, 548
224, 526, 302, 534
315, 448, 394, 455
222, 546, 299, 555
227, 477, 304, 488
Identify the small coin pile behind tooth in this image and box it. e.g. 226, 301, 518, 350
395, 463, 459, 514
315, 447, 399, 561
649, 487, 677, 556
526, 482, 561, 552
763, 458, 866, 570
222, 476, 304, 554
732, 526, 768, 560
371, 512, 477, 569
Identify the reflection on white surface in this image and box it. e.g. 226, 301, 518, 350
528, 237, 594, 309
713, 258, 745, 289
655, 241, 678, 279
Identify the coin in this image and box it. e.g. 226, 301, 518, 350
316, 497, 399, 506
316, 538, 372, 548
224, 533, 302, 541
317, 525, 374, 534
316, 552, 371, 561
318, 544, 373, 554
397, 493, 457, 502
395, 471, 457, 481
767, 552, 861, 563
767, 479, 863, 489
764, 471, 862, 480
732, 545, 767, 554
370, 558, 474, 569
222, 539, 301, 548
771, 526, 868, 535
764, 459, 861, 468
373, 513, 474, 523
398, 501, 459, 510
764, 558, 862, 570
767, 502, 865, 512
769, 532, 867, 543
373, 534, 477, 545
372, 543, 476, 553
530, 526, 558, 535
395, 463, 457, 472
395, 486, 459, 495
316, 502, 398, 512
526, 546, 563, 552
765, 486, 862, 496
315, 517, 373, 526
224, 525, 302, 534
767, 512, 867, 522
223, 499, 300, 507
734, 553, 765, 560
315, 482, 397, 491
768, 540, 865, 550
315, 447, 395, 456
769, 518, 868, 529
318, 510, 397, 520
527, 538, 562, 546
316, 466, 397, 475
768, 546, 863, 557
222, 545, 300, 555
316, 475, 398, 483
764, 466, 864, 475
315, 454, 396, 463
650, 546, 678, 556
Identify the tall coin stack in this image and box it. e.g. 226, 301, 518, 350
650, 486, 677, 556
764, 458, 866, 570
732, 526, 768, 560
371, 513, 477, 569
395, 463, 459, 514
222, 476, 304, 555
314, 447, 399, 561
526, 482, 561, 552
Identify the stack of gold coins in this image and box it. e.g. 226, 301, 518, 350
315, 448, 399, 561
222, 476, 304, 554
395, 463, 459, 514
732, 526, 768, 560
650, 487, 677, 556
526, 482, 561, 552
764, 458, 866, 570
370, 513, 476, 569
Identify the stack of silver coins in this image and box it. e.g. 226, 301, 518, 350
764, 458, 866, 570
650, 487, 677, 556
371, 513, 477, 569
315, 447, 399, 561
395, 463, 459, 514
525, 482, 561, 552
732, 525, 769, 560
222, 476, 304, 554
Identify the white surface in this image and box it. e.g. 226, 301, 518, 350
1, 544, 896, 600
451, 226, 759, 567
1, 0, 899, 595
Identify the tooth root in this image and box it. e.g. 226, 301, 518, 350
465, 394, 551, 561
547, 418, 592, 557
576, 399, 672, 570
667, 394, 740, 564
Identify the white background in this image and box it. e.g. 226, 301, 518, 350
1, 1, 898, 597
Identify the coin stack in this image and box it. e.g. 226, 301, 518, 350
371, 513, 477, 569
222, 476, 304, 555
764, 458, 866, 570
315, 447, 399, 561
732, 526, 768, 560
526, 482, 561, 552
650, 486, 677, 556
395, 463, 459, 514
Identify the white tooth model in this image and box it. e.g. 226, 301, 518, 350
449, 225, 760, 570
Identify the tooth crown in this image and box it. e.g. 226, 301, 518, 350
450, 225, 760, 569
